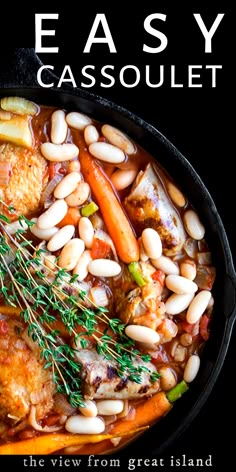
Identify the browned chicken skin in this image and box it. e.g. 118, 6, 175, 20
0, 319, 54, 422
0, 143, 48, 219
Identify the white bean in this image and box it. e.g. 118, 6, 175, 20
51, 110, 68, 144
186, 290, 211, 324
165, 293, 194, 315
73, 250, 92, 281
79, 217, 94, 249
30, 218, 59, 241
65, 182, 90, 207
125, 325, 160, 344
89, 142, 125, 164
139, 238, 149, 262
165, 275, 198, 295
88, 259, 121, 277
159, 367, 177, 391
66, 112, 91, 130
152, 255, 179, 275
65, 415, 105, 434
54, 172, 82, 199
47, 225, 75, 252
6, 219, 28, 235
58, 238, 85, 271
142, 228, 162, 260
84, 125, 99, 146
111, 168, 138, 191
207, 295, 214, 309
183, 210, 205, 240
96, 400, 124, 416
37, 200, 68, 229
102, 124, 136, 155
79, 400, 98, 418
41, 143, 79, 162
184, 355, 200, 383
180, 260, 197, 281
166, 182, 186, 208
67, 160, 81, 173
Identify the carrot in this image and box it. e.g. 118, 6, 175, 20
0, 429, 147, 455
0, 305, 21, 316
57, 208, 81, 228
0, 433, 112, 455
110, 391, 172, 436
79, 149, 139, 264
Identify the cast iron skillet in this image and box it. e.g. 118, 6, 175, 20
0, 49, 235, 456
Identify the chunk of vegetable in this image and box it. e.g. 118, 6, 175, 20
166, 380, 189, 403
0, 430, 146, 455
57, 208, 81, 228
128, 262, 147, 287
81, 202, 99, 217
0, 305, 21, 316
1, 96, 38, 116
0, 116, 33, 148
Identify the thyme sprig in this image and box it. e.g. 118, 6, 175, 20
0, 208, 160, 407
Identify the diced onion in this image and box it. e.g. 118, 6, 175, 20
28, 406, 62, 432
90, 286, 109, 307
194, 266, 216, 290
110, 437, 122, 447
53, 394, 77, 416
41, 174, 63, 208
183, 238, 198, 258
197, 252, 212, 265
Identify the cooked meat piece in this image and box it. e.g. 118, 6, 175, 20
0, 143, 48, 219
115, 262, 166, 330
0, 319, 54, 422
116, 286, 165, 330
124, 164, 186, 255
76, 349, 160, 400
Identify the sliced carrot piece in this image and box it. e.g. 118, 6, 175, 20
57, 208, 81, 228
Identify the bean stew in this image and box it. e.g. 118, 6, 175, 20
0, 97, 216, 454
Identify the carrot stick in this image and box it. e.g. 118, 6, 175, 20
0, 429, 147, 455
0, 305, 21, 316
79, 149, 139, 264
109, 391, 172, 435
0, 433, 111, 455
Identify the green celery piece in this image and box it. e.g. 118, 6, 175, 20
81, 202, 99, 217
166, 380, 189, 403
128, 262, 147, 287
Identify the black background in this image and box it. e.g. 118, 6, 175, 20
0, 1, 234, 469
